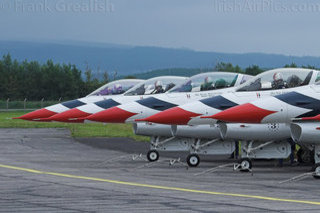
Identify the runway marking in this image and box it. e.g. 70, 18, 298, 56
0, 163, 319, 206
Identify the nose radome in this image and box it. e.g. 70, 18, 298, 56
12, 108, 57, 121
207, 103, 277, 123
135, 107, 201, 125
85, 107, 137, 123
298, 114, 320, 121
48, 108, 91, 122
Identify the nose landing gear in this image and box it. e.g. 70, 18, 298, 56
147, 150, 159, 162
186, 154, 200, 167
238, 158, 252, 172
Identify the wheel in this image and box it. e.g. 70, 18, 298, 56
147, 150, 159, 162
313, 163, 320, 179
239, 158, 252, 172
297, 148, 313, 164
187, 154, 200, 167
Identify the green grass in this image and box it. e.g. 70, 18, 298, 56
0, 111, 149, 142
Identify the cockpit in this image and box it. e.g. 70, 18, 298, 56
314, 72, 320, 85
87, 79, 144, 97
237, 68, 316, 92
124, 76, 188, 96
168, 72, 251, 93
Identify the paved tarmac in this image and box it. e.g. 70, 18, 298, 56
0, 128, 319, 212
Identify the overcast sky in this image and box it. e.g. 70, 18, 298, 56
1, 0, 320, 56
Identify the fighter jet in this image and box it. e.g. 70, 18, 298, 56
218, 91, 320, 177
13, 79, 144, 121
141, 68, 319, 126
84, 72, 251, 164
137, 68, 320, 167
45, 76, 188, 122
85, 72, 251, 123
210, 82, 320, 124
209, 81, 320, 174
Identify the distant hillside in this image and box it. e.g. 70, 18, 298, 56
1, 40, 320, 78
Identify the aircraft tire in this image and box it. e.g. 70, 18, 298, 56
297, 149, 313, 164
187, 154, 200, 167
239, 158, 252, 172
313, 163, 320, 179
147, 150, 159, 162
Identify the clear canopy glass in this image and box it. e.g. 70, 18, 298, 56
87, 79, 143, 96
315, 72, 320, 84
124, 76, 187, 96
237, 69, 314, 92
168, 72, 240, 93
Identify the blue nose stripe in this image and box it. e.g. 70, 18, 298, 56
275, 91, 320, 118
200, 95, 238, 111
95, 99, 120, 109
137, 97, 177, 111
62, 100, 86, 109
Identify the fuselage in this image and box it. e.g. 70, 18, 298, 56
141, 68, 320, 126
85, 72, 252, 123
13, 79, 144, 121
213, 84, 320, 124
48, 76, 188, 122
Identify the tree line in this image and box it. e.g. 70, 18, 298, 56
0, 54, 318, 101
0, 54, 107, 101
214, 62, 318, 75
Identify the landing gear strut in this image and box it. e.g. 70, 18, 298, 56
186, 138, 235, 167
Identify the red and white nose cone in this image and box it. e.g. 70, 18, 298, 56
207, 103, 277, 123
86, 107, 137, 123
300, 114, 320, 121
12, 108, 57, 121
48, 108, 91, 123
136, 107, 201, 125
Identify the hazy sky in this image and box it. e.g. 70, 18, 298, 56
1, 0, 320, 56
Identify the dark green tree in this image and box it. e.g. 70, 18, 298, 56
214, 62, 244, 73
284, 63, 297, 68
245, 65, 263, 76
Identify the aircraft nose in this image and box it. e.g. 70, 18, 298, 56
135, 107, 201, 125
48, 108, 91, 122
299, 114, 320, 121
12, 108, 57, 121
85, 107, 137, 123
205, 103, 277, 123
